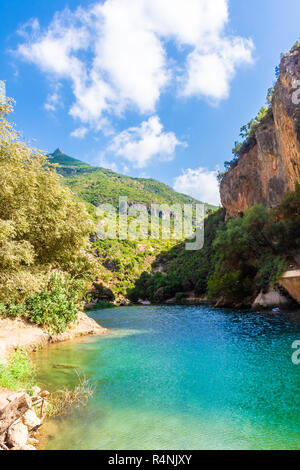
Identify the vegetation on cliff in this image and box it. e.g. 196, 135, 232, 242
48, 150, 216, 302
130, 184, 300, 307
92, 238, 177, 303
218, 104, 272, 182
219, 42, 300, 217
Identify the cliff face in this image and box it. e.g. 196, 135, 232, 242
220, 46, 300, 217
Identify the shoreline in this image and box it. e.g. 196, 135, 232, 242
0, 311, 108, 359
0, 311, 108, 451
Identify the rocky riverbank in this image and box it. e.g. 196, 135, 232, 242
0, 311, 108, 451
0, 387, 49, 450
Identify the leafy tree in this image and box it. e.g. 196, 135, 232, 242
0, 86, 95, 330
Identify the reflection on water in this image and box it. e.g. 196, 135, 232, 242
34, 306, 300, 450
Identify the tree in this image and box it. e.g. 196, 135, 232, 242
0, 86, 95, 303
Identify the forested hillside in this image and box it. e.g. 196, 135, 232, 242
49, 149, 216, 210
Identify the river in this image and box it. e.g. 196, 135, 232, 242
34, 305, 300, 450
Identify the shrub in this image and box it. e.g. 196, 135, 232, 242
0, 302, 26, 318
208, 270, 242, 301
0, 349, 36, 393
44, 374, 94, 418
25, 272, 84, 334
257, 256, 286, 292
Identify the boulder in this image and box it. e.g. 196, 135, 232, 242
32, 386, 41, 397
22, 410, 41, 429
0, 397, 9, 411
138, 299, 151, 305
252, 289, 290, 309
7, 422, 28, 448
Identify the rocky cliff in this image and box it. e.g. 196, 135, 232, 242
220, 44, 300, 217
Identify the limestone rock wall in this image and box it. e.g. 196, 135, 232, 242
220, 45, 300, 217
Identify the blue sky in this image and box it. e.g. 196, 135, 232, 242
1, 0, 300, 205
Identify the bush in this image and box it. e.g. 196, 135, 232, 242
25, 272, 84, 334
0, 349, 36, 393
0, 302, 26, 318
44, 374, 94, 418
208, 270, 242, 301
257, 256, 286, 293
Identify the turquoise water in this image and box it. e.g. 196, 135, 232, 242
35, 306, 300, 450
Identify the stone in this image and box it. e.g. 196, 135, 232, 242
7, 422, 28, 448
27, 437, 39, 445
220, 45, 300, 218
0, 398, 9, 410
0, 393, 31, 436
7, 392, 23, 403
22, 409, 41, 429
32, 386, 41, 397
252, 290, 290, 309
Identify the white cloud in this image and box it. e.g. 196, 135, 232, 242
108, 116, 184, 168
44, 85, 62, 112
182, 37, 254, 100
174, 167, 220, 205
16, 0, 254, 130
98, 152, 118, 172
70, 127, 88, 139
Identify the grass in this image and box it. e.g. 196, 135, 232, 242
43, 374, 94, 418
0, 350, 94, 420
0, 349, 37, 393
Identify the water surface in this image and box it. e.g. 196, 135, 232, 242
35, 306, 300, 450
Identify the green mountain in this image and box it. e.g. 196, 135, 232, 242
48, 149, 217, 303
48, 149, 217, 210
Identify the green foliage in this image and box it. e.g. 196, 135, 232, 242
128, 209, 226, 303
49, 149, 217, 211
236, 106, 271, 152
25, 272, 84, 334
0, 87, 97, 330
208, 270, 244, 301
207, 204, 286, 303
129, 184, 300, 306
207, 192, 300, 303
0, 93, 94, 306
0, 349, 36, 393
266, 87, 275, 105
93, 237, 177, 302
257, 256, 286, 293
218, 106, 272, 182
